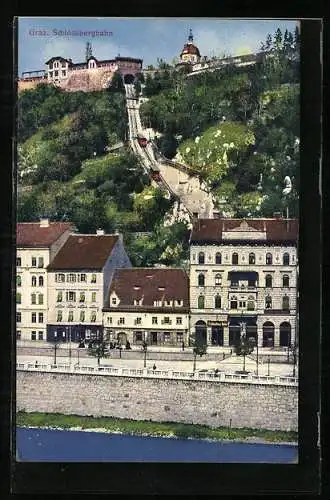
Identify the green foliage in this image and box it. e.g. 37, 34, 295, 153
87, 339, 109, 365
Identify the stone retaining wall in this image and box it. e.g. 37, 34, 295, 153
17, 371, 298, 431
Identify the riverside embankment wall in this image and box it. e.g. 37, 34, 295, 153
17, 371, 298, 431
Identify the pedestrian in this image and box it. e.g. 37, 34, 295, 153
153, 363, 157, 371
182, 341, 185, 351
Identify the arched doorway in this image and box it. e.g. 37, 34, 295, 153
117, 332, 127, 345
124, 74, 135, 84
211, 325, 223, 346
195, 320, 207, 345
229, 320, 241, 346
262, 322, 275, 347
280, 322, 291, 347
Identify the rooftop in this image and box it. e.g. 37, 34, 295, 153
104, 268, 189, 311
47, 234, 119, 270
190, 218, 299, 243
17, 221, 73, 248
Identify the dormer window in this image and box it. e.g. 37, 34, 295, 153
166, 300, 172, 306
176, 300, 182, 306
111, 297, 117, 305
134, 299, 142, 306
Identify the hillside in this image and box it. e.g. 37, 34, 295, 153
139, 27, 300, 218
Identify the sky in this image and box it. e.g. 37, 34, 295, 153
17, 18, 298, 76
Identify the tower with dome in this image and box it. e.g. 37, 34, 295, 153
176, 29, 201, 70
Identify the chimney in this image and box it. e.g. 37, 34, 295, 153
96, 229, 105, 235
40, 218, 49, 227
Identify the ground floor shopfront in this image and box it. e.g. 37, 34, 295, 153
103, 327, 189, 347
47, 324, 103, 343
191, 314, 296, 348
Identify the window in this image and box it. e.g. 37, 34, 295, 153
56, 274, 65, 283
57, 291, 63, 303
164, 333, 171, 343
32, 313, 36, 323
38, 257, 44, 268
176, 317, 182, 325
230, 296, 238, 309
176, 300, 182, 306
248, 280, 255, 288
91, 292, 96, 302
107, 316, 112, 324
16, 257, 21, 267
31, 293, 36, 304
152, 317, 158, 325
249, 253, 256, 264
31, 276, 37, 287
215, 273, 221, 286
163, 317, 170, 324
17, 294, 22, 306
135, 332, 143, 342
198, 274, 205, 287
38, 313, 43, 323
57, 311, 62, 322
247, 296, 255, 310
215, 295, 221, 308
16, 312, 21, 323
54, 70, 58, 76
231, 279, 239, 288
16, 331, 21, 340
80, 292, 86, 303
266, 253, 273, 265
283, 253, 290, 266
38, 331, 43, 340
38, 294, 43, 305
135, 317, 142, 325
265, 295, 272, 309
119, 317, 125, 324
66, 291, 76, 302
232, 253, 238, 265
62, 70, 66, 76
265, 274, 272, 288
198, 295, 205, 309
239, 301, 246, 308
80, 311, 85, 322
68, 311, 74, 322
67, 274, 76, 282
38, 276, 44, 286
112, 297, 117, 305
177, 332, 183, 342
215, 252, 222, 264
166, 300, 172, 306
31, 331, 36, 341
283, 275, 290, 287
198, 252, 205, 264
17, 275, 22, 287
91, 274, 96, 283
282, 296, 290, 310
32, 257, 37, 267
79, 274, 86, 282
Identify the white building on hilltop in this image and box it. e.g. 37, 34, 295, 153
189, 216, 298, 348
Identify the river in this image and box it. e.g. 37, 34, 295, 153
16, 428, 298, 463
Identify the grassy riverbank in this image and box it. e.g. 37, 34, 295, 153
16, 412, 298, 444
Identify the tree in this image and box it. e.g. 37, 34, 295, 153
87, 337, 109, 366
190, 333, 207, 372
234, 333, 254, 373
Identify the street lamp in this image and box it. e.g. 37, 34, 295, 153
282, 175, 292, 219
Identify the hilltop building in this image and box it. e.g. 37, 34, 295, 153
175, 29, 201, 71
18, 54, 143, 93
189, 216, 298, 348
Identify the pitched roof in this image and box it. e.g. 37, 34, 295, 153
104, 268, 189, 311
17, 222, 73, 248
47, 235, 119, 270
180, 43, 201, 57
45, 56, 71, 64
190, 218, 299, 243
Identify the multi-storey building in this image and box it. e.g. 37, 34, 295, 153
16, 219, 74, 341
189, 217, 298, 348
103, 268, 189, 346
47, 231, 131, 343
